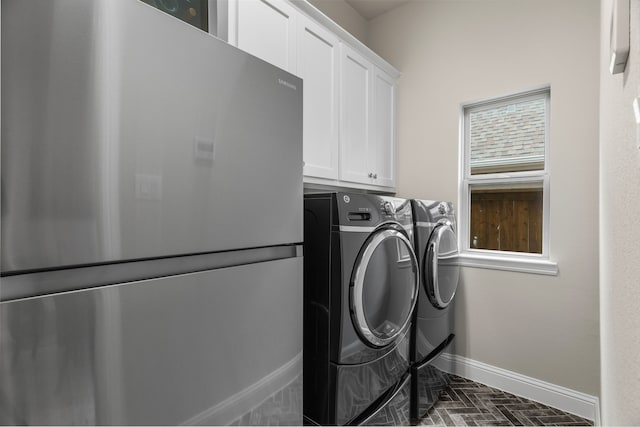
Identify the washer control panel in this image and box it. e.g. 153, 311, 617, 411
336, 193, 413, 228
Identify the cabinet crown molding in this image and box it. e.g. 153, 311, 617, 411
290, 0, 401, 79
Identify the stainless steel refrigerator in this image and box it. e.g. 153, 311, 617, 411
0, 0, 303, 424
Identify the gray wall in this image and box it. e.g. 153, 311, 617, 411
365, 0, 601, 396
599, 0, 640, 423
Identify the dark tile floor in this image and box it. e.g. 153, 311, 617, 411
418, 375, 593, 426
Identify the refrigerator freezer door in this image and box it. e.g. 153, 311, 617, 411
1, 0, 303, 273
0, 256, 303, 425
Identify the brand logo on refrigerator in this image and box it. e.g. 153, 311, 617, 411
278, 78, 297, 90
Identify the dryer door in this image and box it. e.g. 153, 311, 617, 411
350, 227, 419, 348
425, 223, 459, 309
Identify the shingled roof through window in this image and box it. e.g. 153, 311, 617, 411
469, 98, 545, 173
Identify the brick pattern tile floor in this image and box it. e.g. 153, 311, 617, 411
418, 375, 593, 427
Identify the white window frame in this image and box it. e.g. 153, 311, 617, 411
457, 87, 558, 275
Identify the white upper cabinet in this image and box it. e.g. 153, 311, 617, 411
339, 44, 373, 185
371, 67, 396, 188
339, 46, 397, 188
230, 0, 297, 74
297, 17, 340, 180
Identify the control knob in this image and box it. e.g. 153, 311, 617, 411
383, 201, 395, 215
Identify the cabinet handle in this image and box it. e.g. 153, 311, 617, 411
368, 172, 373, 178
373, 173, 378, 179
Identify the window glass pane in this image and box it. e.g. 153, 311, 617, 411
470, 184, 543, 254
469, 98, 545, 175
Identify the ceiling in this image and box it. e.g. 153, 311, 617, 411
344, 0, 410, 20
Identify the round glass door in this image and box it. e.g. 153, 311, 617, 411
425, 223, 459, 309
350, 227, 419, 348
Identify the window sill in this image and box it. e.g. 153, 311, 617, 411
457, 252, 559, 276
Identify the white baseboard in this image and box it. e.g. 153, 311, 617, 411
432, 353, 601, 426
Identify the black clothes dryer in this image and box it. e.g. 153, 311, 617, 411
409, 199, 460, 422
303, 193, 420, 426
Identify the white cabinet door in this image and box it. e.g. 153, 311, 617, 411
231, 0, 297, 74
298, 17, 339, 180
371, 67, 396, 188
339, 44, 373, 185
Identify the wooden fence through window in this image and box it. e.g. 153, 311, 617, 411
470, 189, 543, 254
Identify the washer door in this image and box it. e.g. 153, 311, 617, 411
425, 223, 460, 309
350, 227, 419, 348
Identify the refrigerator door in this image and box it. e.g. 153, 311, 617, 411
0, 256, 303, 425
1, 0, 303, 273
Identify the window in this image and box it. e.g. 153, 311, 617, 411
459, 87, 557, 275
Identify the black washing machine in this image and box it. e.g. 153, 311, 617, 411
409, 199, 460, 422
303, 193, 420, 426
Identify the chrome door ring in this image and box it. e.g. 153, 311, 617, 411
350, 228, 419, 348
426, 223, 458, 309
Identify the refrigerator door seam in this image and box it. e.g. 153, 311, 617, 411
1, 245, 302, 302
